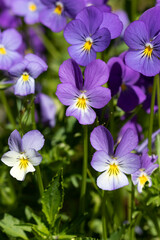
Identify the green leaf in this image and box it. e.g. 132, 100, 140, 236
0, 213, 29, 239
109, 224, 127, 240
41, 169, 64, 227
0, 82, 13, 90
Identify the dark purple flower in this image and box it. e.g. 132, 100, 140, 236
40, 0, 84, 32
35, 93, 56, 127
84, 0, 111, 12
124, 6, 160, 76
64, 6, 123, 66
0, 28, 22, 71
11, 0, 45, 24
9, 54, 48, 96
0, 5, 21, 29
90, 126, 140, 190
56, 59, 111, 125
131, 149, 158, 193
108, 56, 146, 112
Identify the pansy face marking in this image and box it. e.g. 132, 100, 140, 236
83, 37, 93, 52
28, 2, 37, 12
22, 72, 29, 82
0, 44, 6, 55
121, 83, 127, 91
143, 43, 153, 58
108, 161, 120, 176
139, 172, 149, 186
76, 93, 88, 110
19, 154, 29, 169
54, 1, 64, 15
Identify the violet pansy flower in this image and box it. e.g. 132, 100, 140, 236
64, 6, 123, 66
84, 0, 111, 12
0, 28, 22, 71
1, 129, 45, 181
131, 149, 158, 193
40, 0, 84, 32
90, 126, 140, 190
56, 59, 111, 125
11, 0, 45, 24
124, 6, 160, 76
9, 54, 48, 96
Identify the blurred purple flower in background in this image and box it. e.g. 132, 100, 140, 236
0, 28, 22, 70
11, 0, 45, 24
9, 54, 48, 96
132, 149, 158, 193
56, 59, 111, 125
90, 126, 140, 190
124, 6, 160, 76
114, 10, 130, 37
84, 0, 111, 12
40, 0, 84, 32
64, 6, 123, 66
1, 129, 45, 181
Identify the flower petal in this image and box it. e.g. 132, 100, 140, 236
97, 170, 129, 190
115, 128, 138, 158
27, 62, 46, 78
84, 59, 109, 89
118, 153, 141, 174
26, 149, 42, 166
92, 28, 111, 52
91, 150, 112, 172
10, 161, 35, 181
90, 125, 114, 155
24, 54, 48, 71
87, 87, 111, 108
14, 75, 35, 96
2, 28, 22, 50
22, 130, 45, 151
9, 62, 26, 77
1, 151, 20, 167
8, 130, 22, 152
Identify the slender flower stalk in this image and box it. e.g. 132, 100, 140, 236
129, 182, 135, 240
131, 0, 137, 21
80, 125, 88, 214
102, 191, 107, 240
156, 75, 160, 129
0, 91, 16, 128
148, 75, 157, 154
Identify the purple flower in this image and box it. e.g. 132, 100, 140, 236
84, 0, 111, 12
0, 28, 22, 71
11, 0, 45, 24
35, 93, 56, 127
90, 126, 140, 190
56, 59, 111, 125
124, 6, 160, 76
131, 149, 158, 193
64, 6, 123, 66
114, 10, 130, 37
1, 129, 45, 181
108, 56, 146, 112
40, 0, 84, 32
0, 4, 21, 29
9, 54, 48, 96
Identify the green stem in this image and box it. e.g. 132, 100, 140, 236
31, 95, 36, 130
0, 91, 16, 128
131, 0, 137, 21
35, 165, 44, 197
129, 182, 135, 240
148, 75, 157, 154
157, 74, 160, 128
80, 125, 88, 214
87, 169, 101, 196
102, 191, 107, 240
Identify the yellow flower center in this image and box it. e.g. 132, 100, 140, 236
108, 163, 119, 176
76, 95, 87, 109
29, 2, 37, 12
22, 72, 29, 82
121, 83, 127, 91
139, 174, 149, 186
83, 37, 93, 52
143, 43, 153, 58
54, 2, 63, 15
19, 157, 29, 169
0, 46, 6, 55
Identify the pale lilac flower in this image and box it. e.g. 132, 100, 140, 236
1, 129, 45, 181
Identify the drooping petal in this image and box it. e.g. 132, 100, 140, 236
22, 130, 45, 151
68, 44, 96, 66
84, 59, 109, 89
90, 125, 114, 155
115, 128, 138, 158
92, 28, 111, 52
10, 161, 35, 181
124, 20, 149, 50
14, 75, 35, 96
26, 149, 42, 166
2, 28, 22, 50
56, 83, 80, 106
97, 170, 129, 190
87, 87, 111, 108
76, 6, 103, 35
66, 103, 96, 125
58, 59, 83, 89
91, 150, 112, 172
123, 66, 140, 85
8, 130, 22, 152
118, 153, 140, 174
24, 54, 48, 71
9, 62, 26, 77
100, 12, 123, 39
1, 151, 20, 167
27, 62, 46, 78
64, 19, 88, 45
